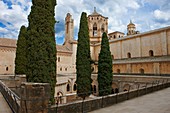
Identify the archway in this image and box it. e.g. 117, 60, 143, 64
127, 52, 131, 58
139, 68, 144, 74
149, 50, 154, 56
112, 83, 119, 94
67, 84, 70, 92
56, 91, 63, 104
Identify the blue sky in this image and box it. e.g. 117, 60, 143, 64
0, 0, 170, 45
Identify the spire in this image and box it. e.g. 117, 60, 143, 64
130, 19, 132, 24
91, 7, 100, 16
94, 7, 96, 13
128, 19, 135, 26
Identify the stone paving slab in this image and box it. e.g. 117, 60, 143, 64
89, 87, 170, 113
0, 92, 12, 113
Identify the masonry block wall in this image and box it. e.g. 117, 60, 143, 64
20, 83, 50, 113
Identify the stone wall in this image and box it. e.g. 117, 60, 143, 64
20, 83, 50, 113
49, 82, 170, 113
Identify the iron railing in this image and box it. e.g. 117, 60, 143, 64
0, 80, 20, 113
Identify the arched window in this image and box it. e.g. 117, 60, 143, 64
117, 69, 120, 74
139, 68, 144, 74
93, 23, 97, 36
149, 50, 154, 56
60, 67, 62, 71
67, 84, 70, 92
127, 52, 131, 58
56, 92, 63, 104
101, 24, 105, 33
65, 68, 67, 71
58, 57, 60, 62
114, 35, 116, 39
6, 67, 8, 71
94, 85, 97, 93
73, 84, 77, 91
119, 35, 120, 38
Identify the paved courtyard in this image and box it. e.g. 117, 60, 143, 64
0, 92, 12, 113
90, 87, 170, 113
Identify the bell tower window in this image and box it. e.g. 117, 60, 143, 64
93, 23, 97, 36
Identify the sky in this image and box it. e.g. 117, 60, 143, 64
0, 0, 170, 45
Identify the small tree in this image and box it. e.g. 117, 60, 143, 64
98, 32, 113, 96
15, 25, 27, 74
76, 12, 92, 99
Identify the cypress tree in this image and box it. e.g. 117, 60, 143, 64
98, 32, 113, 96
15, 25, 27, 74
76, 12, 92, 99
26, 0, 56, 103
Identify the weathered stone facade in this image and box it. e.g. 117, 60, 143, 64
0, 38, 16, 75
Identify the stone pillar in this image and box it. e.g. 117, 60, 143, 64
161, 31, 167, 55
20, 82, 50, 113
126, 64, 132, 73
153, 63, 160, 74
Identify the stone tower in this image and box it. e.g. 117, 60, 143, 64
88, 7, 108, 44
127, 20, 136, 35
64, 13, 74, 45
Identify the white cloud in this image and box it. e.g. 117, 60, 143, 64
0, 0, 31, 39
0, 0, 170, 44
154, 10, 170, 21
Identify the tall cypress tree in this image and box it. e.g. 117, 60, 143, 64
26, 0, 56, 103
15, 25, 27, 74
98, 32, 113, 96
76, 12, 91, 99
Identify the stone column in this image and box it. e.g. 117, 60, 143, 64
153, 63, 160, 74
20, 82, 50, 113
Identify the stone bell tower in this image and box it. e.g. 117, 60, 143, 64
88, 7, 108, 44
64, 13, 74, 45
127, 20, 136, 36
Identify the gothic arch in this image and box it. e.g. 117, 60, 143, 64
66, 81, 71, 92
